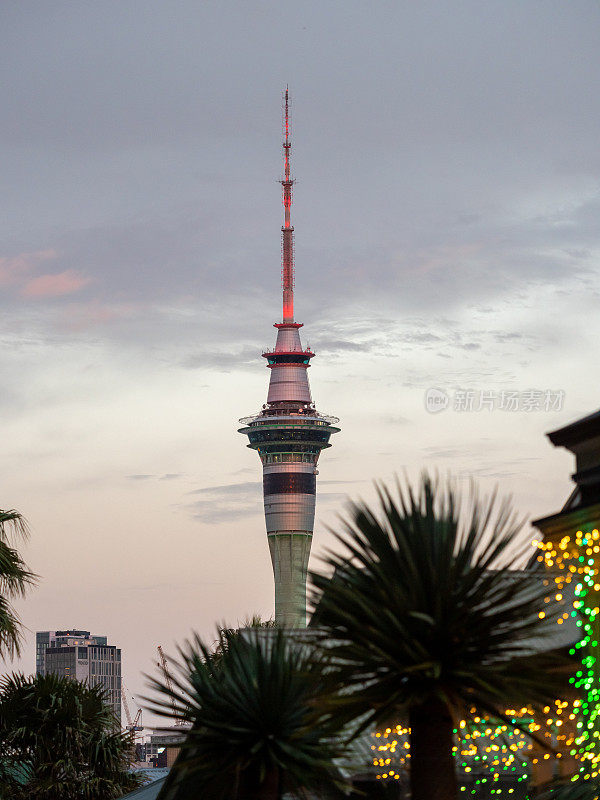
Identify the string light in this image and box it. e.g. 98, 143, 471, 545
535, 529, 599, 784
372, 713, 533, 792
373, 528, 600, 791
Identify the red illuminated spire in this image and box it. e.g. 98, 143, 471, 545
281, 87, 295, 323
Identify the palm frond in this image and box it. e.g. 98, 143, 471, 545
0, 673, 140, 800
0, 596, 27, 660
146, 627, 352, 800
0, 510, 37, 661
309, 473, 574, 739
0, 510, 29, 543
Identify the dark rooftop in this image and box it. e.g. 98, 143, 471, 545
548, 409, 600, 449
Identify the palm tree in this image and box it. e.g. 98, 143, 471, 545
147, 627, 351, 800
0, 509, 36, 659
211, 614, 276, 665
310, 474, 572, 800
0, 672, 141, 799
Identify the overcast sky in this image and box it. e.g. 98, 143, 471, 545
2, 0, 600, 724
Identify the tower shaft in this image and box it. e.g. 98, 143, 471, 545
239, 91, 339, 627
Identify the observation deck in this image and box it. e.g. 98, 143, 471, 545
239, 411, 340, 428
262, 347, 315, 366
238, 410, 341, 458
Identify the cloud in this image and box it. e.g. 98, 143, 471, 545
317, 492, 349, 505
422, 446, 471, 460
313, 338, 376, 354
184, 480, 350, 523
382, 415, 412, 425
22, 270, 91, 298
492, 332, 526, 343
318, 479, 366, 485
127, 473, 183, 482
0, 249, 57, 287
186, 481, 262, 523
457, 455, 543, 480
2, 3, 600, 348
182, 346, 261, 372
397, 332, 443, 344
188, 481, 260, 497
56, 301, 136, 332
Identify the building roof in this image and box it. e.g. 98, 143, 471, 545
548, 409, 600, 449
533, 407, 600, 524
120, 776, 167, 799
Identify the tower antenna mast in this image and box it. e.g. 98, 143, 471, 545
281, 87, 295, 324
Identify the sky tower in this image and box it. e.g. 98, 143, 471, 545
238, 90, 340, 628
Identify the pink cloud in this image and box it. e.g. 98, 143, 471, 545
409, 243, 482, 275
22, 270, 91, 298
57, 301, 137, 332
0, 249, 58, 287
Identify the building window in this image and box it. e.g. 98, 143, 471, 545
263, 472, 316, 495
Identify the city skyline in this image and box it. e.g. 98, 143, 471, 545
2, 1, 600, 724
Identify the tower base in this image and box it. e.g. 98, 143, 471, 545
268, 532, 312, 628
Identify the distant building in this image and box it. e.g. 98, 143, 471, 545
36, 629, 121, 722
531, 409, 600, 787
139, 728, 188, 768
36, 630, 107, 675
533, 409, 600, 532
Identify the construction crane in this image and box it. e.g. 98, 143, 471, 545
157, 645, 186, 727
121, 682, 143, 734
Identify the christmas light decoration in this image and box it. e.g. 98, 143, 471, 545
372, 711, 534, 794
372, 529, 599, 792
535, 528, 600, 785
